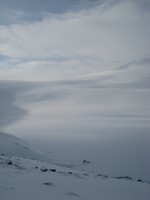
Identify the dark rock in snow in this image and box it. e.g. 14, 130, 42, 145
115, 176, 132, 180
102, 175, 108, 179
138, 179, 142, 182
44, 182, 54, 186
97, 173, 102, 177
83, 159, 90, 164
83, 173, 89, 176
49, 169, 56, 172
5, 159, 13, 165
40, 167, 48, 172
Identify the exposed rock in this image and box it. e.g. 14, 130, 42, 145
44, 182, 54, 186
115, 176, 132, 180
83, 159, 90, 164
137, 179, 142, 182
40, 167, 48, 172
49, 169, 56, 172
5, 159, 13, 165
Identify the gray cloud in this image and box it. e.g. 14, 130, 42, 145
0, 81, 27, 128
0, 0, 149, 82
0, 0, 104, 25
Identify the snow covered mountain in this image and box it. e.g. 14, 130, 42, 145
0, 132, 150, 200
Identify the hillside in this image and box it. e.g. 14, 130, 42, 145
0, 132, 150, 200
0, 131, 49, 163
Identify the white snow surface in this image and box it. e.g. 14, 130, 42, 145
0, 132, 43, 160
0, 132, 150, 200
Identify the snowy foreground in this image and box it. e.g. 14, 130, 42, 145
0, 132, 150, 200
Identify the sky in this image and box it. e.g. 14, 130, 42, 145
0, 0, 149, 81
0, 0, 150, 179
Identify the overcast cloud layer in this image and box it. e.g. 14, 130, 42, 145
0, 0, 150, 81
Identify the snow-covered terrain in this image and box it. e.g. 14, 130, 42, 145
0, 131, 47, 162
0, 132, 150, 200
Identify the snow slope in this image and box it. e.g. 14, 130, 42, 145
0, 131, 44, 161
0, 132, 150, 200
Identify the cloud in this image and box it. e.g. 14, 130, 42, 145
0, 0, 149, 81
0, 81, 29, 128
